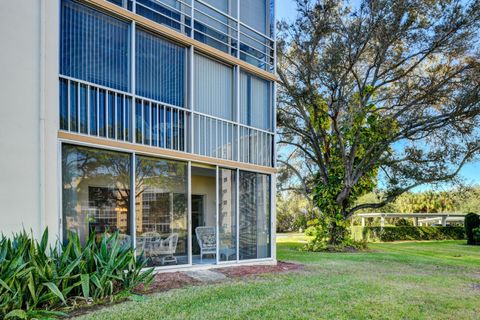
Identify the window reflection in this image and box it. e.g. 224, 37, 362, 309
62, 144, 131, 244
219, 169, 237, 261
135, 156, 188, 267
239, 171, 271, 260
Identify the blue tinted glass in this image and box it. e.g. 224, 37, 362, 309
60, 79, 68, 130
80, 84, 88, 134
69, 81, 78, 132
89, 88, 97, 135
144, 103, 150, 145
136, 100, 143, 144
98, 90, 106, 137
125, 97, 131, 142
152, 105, 158, 147
60, 0, 130, 91
159, 105, 165, 148
136, 29, 185, 107
108, 92, 115, 139
116, 95, 124, 140
136, 0, 182, 31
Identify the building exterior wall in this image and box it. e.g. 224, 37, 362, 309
0, 0, 276, 265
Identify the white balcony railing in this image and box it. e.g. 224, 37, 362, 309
60, 76, 274, 167
107, 0, 275, 72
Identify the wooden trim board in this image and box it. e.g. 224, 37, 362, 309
58, 131, 277, 174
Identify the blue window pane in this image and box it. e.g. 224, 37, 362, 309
60, 79, 68, 130
69, 81, 78, 132
125, 97, 131, 142
116, 95, 124, 140
60, 0, 130, 91
152, 105, 158, 147
144, 103, 150, 145
108, 92, 115, 139
135, 29, 185, 107
98, 89, 106, 137
89, 88, 98, 135
159, 105, 165, 148
136, 100, 143, 144
136, 0, 182, 31
79, 84, 88, 134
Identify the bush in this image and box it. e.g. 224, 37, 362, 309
394, 218, 413, 227
0, 229, 154, 319
464, 213, 480, 245
473, 227, 480, 245
352, 226, 465, 242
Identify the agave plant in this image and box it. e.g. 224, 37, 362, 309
0, 229, 154, 319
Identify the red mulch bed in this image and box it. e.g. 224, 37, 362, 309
135, 262, 304, 294
136, 272, 201, 294
216, 261, 304, 277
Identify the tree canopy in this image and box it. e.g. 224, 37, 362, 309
277, 0, 480, 245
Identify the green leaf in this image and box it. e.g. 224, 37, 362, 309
80, 274, 90, 298
0, 278, 12, 292
5, 309, 27, 319
43, 282, 66, 305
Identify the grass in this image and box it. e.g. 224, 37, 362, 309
76, 235, 480, 320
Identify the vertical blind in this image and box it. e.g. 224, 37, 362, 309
60, 0, 130, 92
240, 0, 266, 34
194, 54, 234, 120
240, 71, 272, 131
136, 29, 185, 107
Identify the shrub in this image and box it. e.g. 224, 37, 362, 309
0, 229, 154, 319
473, 227, 480, 245
394, 218, 413, 227
352, 226, 465, 242
464, 213, 480, 245
304, 226, 317, 237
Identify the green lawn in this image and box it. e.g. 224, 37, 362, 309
77, 235, 480, 320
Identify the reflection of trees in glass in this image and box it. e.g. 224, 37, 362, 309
135, 156, 188, 255
62, 144, 131, 241
239, 171, 271, 260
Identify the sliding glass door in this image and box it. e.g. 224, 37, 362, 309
135, 156, 188, 267
239, 171, 271, 260
62, 144, 273, 267
218, 168, 237, 262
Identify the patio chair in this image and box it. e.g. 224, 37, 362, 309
140, 232, 179, 265
195, 226, 216, 262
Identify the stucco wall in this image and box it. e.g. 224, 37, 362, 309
0, 0, 59, 240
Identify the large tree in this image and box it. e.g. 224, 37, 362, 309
277, 0, 480, 245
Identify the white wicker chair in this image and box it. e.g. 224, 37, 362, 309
138, 232, 179, 265
195, 226, 216, 262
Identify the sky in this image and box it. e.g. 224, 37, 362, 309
275, 0, 480, 187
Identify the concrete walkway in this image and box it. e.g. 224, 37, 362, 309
185, 269, 227, 282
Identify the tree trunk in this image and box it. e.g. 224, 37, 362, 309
328, 221, 339, 245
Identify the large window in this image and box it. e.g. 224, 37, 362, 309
218, 169, 237, 261
194, 54, 234, 120
60, 0, 130, 91
240, 71, 272, 131
239, 171, 271, 260
135, 156, 188, 267
62, 145, 131, 244
136, 29, 186, 107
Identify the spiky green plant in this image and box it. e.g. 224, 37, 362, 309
0, 229, 154, 319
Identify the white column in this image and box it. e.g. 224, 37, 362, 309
361, 217, 365, 227
380, 216, 385, 228
441, 216, 447, 226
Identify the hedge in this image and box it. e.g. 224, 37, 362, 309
351, 226, 465, 242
